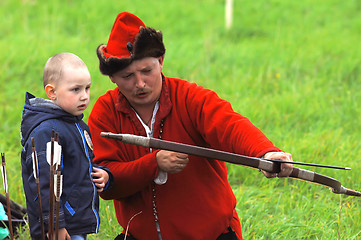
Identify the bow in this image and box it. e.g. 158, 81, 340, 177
100, 132, 361, 197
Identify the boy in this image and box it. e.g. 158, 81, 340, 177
21, 53, 112, 239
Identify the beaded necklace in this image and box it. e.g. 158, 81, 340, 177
152, 119, 164, 240
135, 105, 164, 240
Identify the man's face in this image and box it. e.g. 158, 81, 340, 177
110, 56, 164, 111
53, 66, 91, 116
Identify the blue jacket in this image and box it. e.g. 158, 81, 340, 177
20, 92, 108, 238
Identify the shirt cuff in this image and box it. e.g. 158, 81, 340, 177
154, 170, 167, 185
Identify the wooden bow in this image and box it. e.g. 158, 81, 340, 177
100, 132, 361, 197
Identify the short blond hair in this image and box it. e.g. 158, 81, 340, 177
43, 52, 87, 87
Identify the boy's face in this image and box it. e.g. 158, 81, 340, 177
52, 66, 91, 116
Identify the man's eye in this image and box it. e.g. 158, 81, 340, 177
123, 73, 133, 79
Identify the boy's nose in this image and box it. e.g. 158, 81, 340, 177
81, 90, 89, 100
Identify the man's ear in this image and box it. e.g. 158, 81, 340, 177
45, 84, 56, 101
158, 55, 165, 70
109, 75, 115, 83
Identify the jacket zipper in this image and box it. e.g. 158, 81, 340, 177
75, 123, 100, 233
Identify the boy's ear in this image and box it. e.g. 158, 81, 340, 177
45, 84, 56, 101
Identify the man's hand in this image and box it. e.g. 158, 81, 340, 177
156, 150, 189, 173
261, 152, 293, 178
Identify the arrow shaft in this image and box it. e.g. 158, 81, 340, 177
262, 158, 350, 170
1, 153, 14, 240
101, 133, 349, 170
31, 138, 46, 240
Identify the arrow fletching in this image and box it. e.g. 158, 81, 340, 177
54, 174, 63, 200
1, 153, 8, 194
47, 141, 62, 166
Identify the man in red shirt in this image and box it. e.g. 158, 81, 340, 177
89, 11, 293, 240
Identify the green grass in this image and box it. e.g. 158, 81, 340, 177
1, 0, 361, 239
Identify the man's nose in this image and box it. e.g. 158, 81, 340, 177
135, 73, 145, 88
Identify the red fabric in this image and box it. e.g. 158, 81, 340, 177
103, 12, 145, 59
88, 76, 280, 240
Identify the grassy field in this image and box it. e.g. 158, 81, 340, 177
1, 0, 361, 239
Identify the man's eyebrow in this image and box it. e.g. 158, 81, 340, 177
119, 71, 132, 76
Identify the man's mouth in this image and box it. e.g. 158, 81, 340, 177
136, 91, 149, 97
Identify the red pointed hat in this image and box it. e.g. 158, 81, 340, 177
97, 12, 166, 75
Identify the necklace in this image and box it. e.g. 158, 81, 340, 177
152, 119, 164, 239
145, 116, 152, 127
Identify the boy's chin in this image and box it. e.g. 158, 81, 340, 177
67, 110, 85, 116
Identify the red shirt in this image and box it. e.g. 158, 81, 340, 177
88, 76, 280, 240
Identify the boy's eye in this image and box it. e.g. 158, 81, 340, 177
72, 88, 80, 92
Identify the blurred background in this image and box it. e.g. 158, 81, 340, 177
0, 0, 360, 239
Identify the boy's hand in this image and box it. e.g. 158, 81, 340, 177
48, 228, 70, 240
92, 167, 109, 192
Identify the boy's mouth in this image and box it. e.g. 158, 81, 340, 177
78, 104, 87, 110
